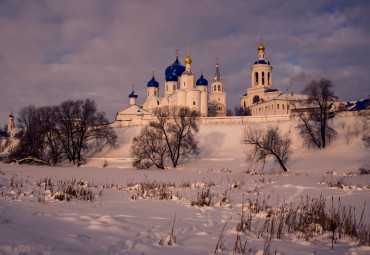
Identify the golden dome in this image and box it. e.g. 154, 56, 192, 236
185, 44, 192, 64
258, 42, 265, 52
185, 56, 192, 64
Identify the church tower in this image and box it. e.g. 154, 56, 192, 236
179, 45, 195, 89
146, 72, 159, 98
129, 84, 138, 106
209, 59, 226, 116
8, 110, 15, 137
241, 43, 280, 110
196, 70, 209, 117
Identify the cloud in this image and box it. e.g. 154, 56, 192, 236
0, 0, 369, 127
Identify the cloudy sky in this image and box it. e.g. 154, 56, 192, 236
1, 0, 369, 127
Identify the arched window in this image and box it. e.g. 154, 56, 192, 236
154, 90, 157, 96
166, 85, 168, 91
253, 95, 260, 104
268, 72, 271, 85
222, 85, 224, 92
218, 85, 221, 91
173, 84, 176, 90
193, 101, 196, 106
214, 85, 217, 91
244, 101, 246, 108
262, 72, 265, 85
255, 72, 258, 85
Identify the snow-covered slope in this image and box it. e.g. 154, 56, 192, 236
0, 116, 369, 255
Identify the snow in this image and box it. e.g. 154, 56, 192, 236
0, 116, 369, 254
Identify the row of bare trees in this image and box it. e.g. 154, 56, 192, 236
10, 99, 117, 166
130, 106, 199, 169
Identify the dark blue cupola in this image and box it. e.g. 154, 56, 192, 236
166, 69, 178, 82
128, 90, 138, 98
147, 75, 159, 88
196, 74, 208, 86
165, 50, 185, 77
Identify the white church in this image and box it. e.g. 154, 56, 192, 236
115, 47, 226, 123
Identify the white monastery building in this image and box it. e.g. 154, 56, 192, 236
115, 46, 226, 122
115, 43, 346, 124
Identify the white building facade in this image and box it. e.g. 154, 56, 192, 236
116, 47, 226, 122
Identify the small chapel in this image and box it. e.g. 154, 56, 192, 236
115, 46, 226, 122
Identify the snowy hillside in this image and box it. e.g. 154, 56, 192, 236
0, 116, 369, 255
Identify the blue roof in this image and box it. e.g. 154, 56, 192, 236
165, 57, 185, 77
265, 89, 279, 93
254, 60, 270, 65
196, 74, 208, 86
128, 90, 138, 98
166, 70, 178, 82
243, 93, 247, 96
147, 76, 159, 88
349, 99, 369, 111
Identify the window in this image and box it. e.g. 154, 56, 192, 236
262, 72, 265, 85
272, 104, 273, 110
218, 85, 220, 91
253, 95, 260, 104
214, 85, 216, 91
268, 72, 271, 85
282, 104, 285, 110
287, 105, 290, 110
166, 85, 168, 91
244, 101, 246, 108
184, 82, 185, 87
193, 101, 196, 106
255, 72, 258, 85
154, 90, 157, 96
173, 84, 176, 90
222, 85, 224, 92
277, 104, 279, 109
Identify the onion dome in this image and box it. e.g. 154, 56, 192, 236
185, 45, 192, 65
196, 74, 208, 86
147, 75, 159, 88
166, 68, 179, 82
128, 90, 138, 98
258, 42, 265, 52
165, 51, 185, 77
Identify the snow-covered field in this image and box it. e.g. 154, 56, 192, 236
0, 116, 369, 255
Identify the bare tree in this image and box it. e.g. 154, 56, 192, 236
242, 125, 291, 172
54, 99, 117, 166
234, 106, 251, 116
151, 106, 200, 167
130, 126, 167, 169
295, 78, 338, 149
131, 106, 200, 169
11, 99, 117, 166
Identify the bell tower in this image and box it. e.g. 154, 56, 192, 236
8, 110, 15, 137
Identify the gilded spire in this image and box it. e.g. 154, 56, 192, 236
185, 44, 192, 64
214, 58, 221, 82
176, 49, 179, 58
132, 83, 135, 91
152, 70, 155, 77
